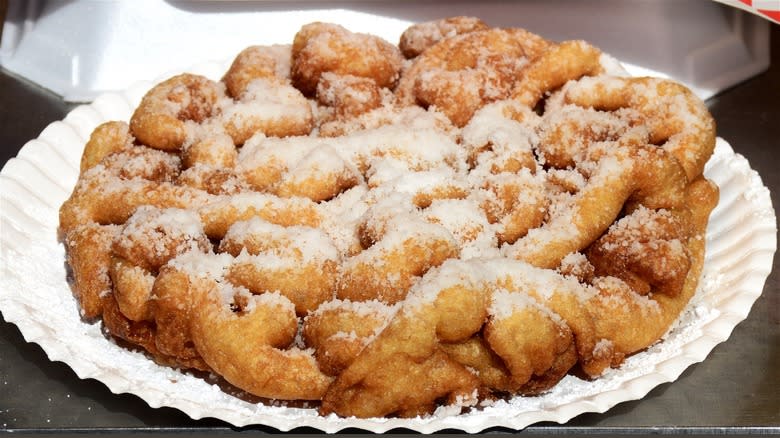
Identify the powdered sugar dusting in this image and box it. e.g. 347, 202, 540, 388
6, 15, 774, 432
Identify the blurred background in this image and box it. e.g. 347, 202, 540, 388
0, 0, 774, 101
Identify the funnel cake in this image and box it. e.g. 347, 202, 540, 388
59, 17, 719, 418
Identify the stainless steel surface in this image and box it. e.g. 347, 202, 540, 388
0, 26, 777, 435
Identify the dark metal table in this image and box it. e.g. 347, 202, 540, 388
1, 24, 778, 437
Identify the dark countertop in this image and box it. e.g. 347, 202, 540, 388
1, 25, 778, 436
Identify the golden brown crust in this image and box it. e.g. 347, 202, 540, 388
399, 16, 489, 59
64, 223, 118, 319
80, 121, 134, 174
512, 40, 604, 108
395, 28, 550, 126
130, 74, 223, 151
188, 282, 333, 400
291, 22, 403, 96
302, 300, 393, 376
561, 76, 717, 181
222, 45, 291, 99
483, 303, 577, 394
315, 72, 384, 121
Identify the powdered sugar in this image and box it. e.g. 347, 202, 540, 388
223, 217, 339, 263
25, 18, 772, 432
168, 251, 233, 279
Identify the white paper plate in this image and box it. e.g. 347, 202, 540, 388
0, 60, 776, 432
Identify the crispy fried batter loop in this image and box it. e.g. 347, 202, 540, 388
395, 27, 549, 126
60, 18, 719, 418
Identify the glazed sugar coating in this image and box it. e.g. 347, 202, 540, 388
60, 17, 719, 418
